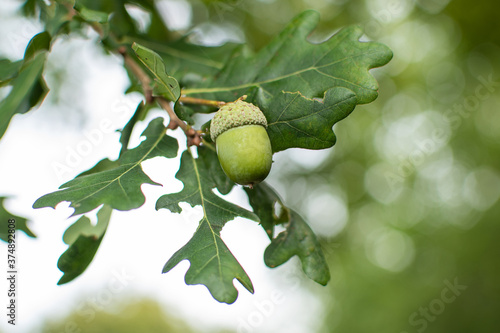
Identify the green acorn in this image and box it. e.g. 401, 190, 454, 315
211, 99, 272, 187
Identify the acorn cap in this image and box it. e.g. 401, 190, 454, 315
210, 100, 268, 141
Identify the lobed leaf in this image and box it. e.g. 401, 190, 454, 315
0, 32, 51, 140
182, 10, 392, 104
33, 118, 178, 216
244, 182, 289, 240
0, 197, 36, 241
155, 39, 241, 83
264, 210, 330, 286
156, 149, 258, 303
57, 205, 112, 284
181, 10, 392, 152
265, 88, 357, 152
162, 220, 254, 304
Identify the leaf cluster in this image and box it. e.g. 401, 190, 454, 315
1, 1, 391, 303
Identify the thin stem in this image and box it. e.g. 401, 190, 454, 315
85, 19, 202, 146
120, 48, 154, 103
157, 98, 188, 132
201, 138, 216, 152
179, 96, 226, 107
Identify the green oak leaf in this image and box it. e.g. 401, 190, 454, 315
0, 32, 51, 140
244, 182, 289, 240
0, 197, 36, 241
76, 157, 120, 178
132, 42, 181, 101
182, 10, 391, 151
24, 31, 51, 61
33, 118, 178, 216
58, 205, 112, 284
156, 149, 258, 304
264, 209, 330, 286
265, 88, 357, 152
182, 10, 392, 105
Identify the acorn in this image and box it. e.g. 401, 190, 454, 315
210, 99, 272, 187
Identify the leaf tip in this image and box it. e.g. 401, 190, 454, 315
32, 196, 55, 210
57, 275, 71, 285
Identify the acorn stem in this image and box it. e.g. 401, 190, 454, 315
179, 96, 226, 107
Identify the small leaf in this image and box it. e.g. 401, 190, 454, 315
244, 182, 289, 240
264, 210, 330, 286
132, 43, 181, 101
33, 118, 178, 216
58, 205, 112, 284
74, 1, 109, 23
0, 197, 36, 241
24, 31, 51, 61
0, 31, 51, 139
0, 52, 47, 140
264, 88, 357, 152
157, 150, 258, 303
173, 102, 195, 125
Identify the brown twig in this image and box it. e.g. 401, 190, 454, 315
84, 17, 204, 147
156, 98, 188, 132
119, 49, 202, 146
119, 48, 154, 104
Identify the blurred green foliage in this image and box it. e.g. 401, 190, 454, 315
40, 298, 197, 333
186, 0, 500, 331
255, 1, 500, 332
